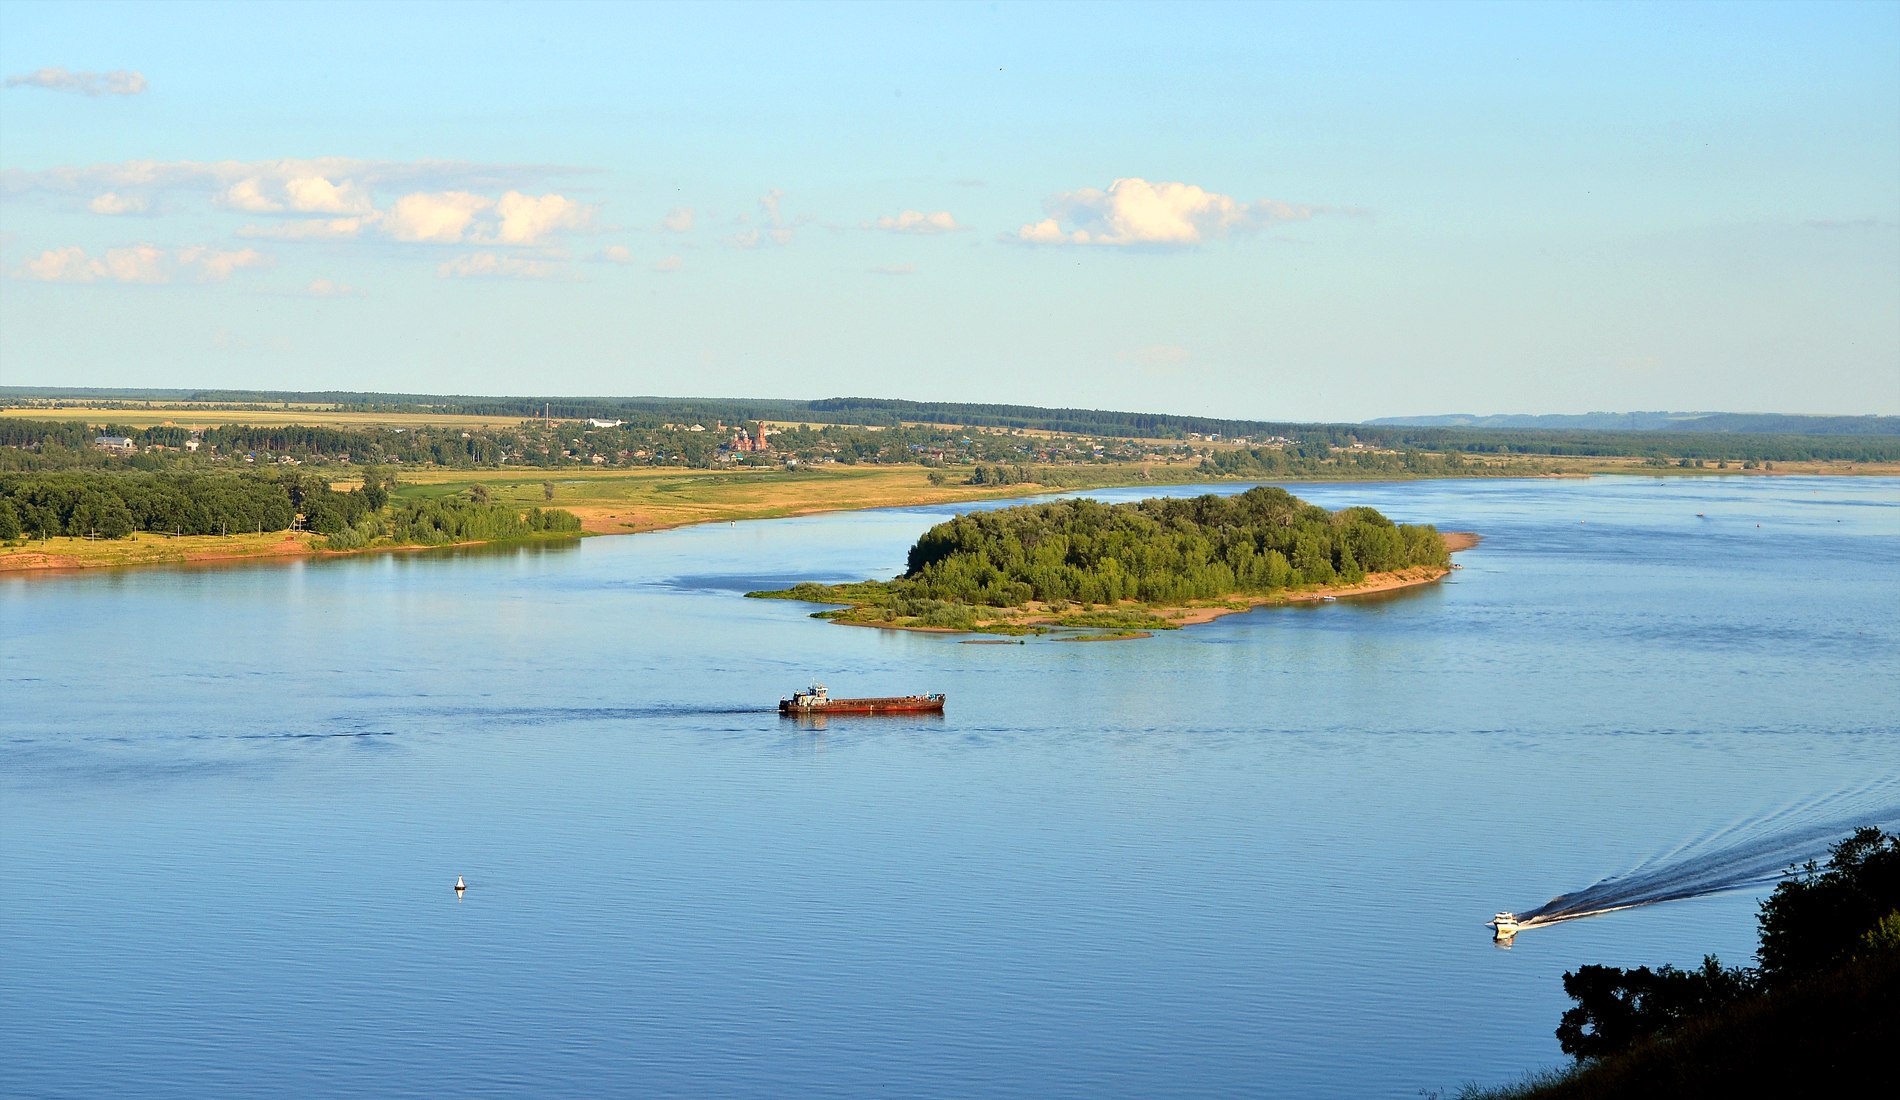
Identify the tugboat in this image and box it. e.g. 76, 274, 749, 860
779, 682, 946, 716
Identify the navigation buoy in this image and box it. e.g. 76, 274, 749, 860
455, 875, 466, 893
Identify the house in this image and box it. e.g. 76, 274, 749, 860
94, 435, 135, 454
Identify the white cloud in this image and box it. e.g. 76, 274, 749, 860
88, 192, 147, 215
653, 255, 682, 272
1015, 177, 1318, 247
871, 210, 964, 234
662, 207, 695, 233
20, 246, 103, 282
16, 244, 267, 284
219, 174, 374, 216
237, 216, 375, 240
598, 245, 634, 264
219, 178, 283, 213
306, 278, 363, 298
3, 157, 588, 204
491, 191, 592, 245
871, 263, 916, 276
384, 191, 493, 243
284, 175, 374, 214
177, 246, 269, 281
4, 67, 146, 96
437, 252, 558, 279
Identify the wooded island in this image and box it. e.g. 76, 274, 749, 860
751, 487, 1457, 636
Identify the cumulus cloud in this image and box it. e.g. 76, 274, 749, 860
284, 175, 374, 214
653, 255, 682, 272
177, 246, 269, 281
492, 191, 592, 244
437, 252, 558, 279
88, 192, 148, 215
218, 178, 283, 213
4, 67, 146, 96
383, 191, 493, 243
662, 207, 695, 233
3, 157, 585, 198
237, 216, 375, 240
306, 278, 363, 297
1015, 177, 1318, 247
871, 210, 964, 235
217, 173, 374, 215
598, 245, 634, 264
17, 244, 267, 284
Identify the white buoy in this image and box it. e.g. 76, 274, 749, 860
455, 875, 466, 892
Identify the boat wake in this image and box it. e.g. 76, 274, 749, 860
1507, 781, 1900, 932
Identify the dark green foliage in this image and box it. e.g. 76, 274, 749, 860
1556, 958, 1754, 1060
898, 487, 1444, 606
1755, 826, 1900, 988
769, 488, 1446, 614
0, 469, 300, 537
386, 499, 581, 544
0, 466, 579, 550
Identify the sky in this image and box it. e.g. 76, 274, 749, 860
1, 0, 1896, 422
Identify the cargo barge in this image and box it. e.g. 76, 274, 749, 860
779, 682, 946, 715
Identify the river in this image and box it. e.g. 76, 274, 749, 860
3, 475, 1896, 1098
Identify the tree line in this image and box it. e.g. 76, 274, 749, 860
0, 467, 579, 549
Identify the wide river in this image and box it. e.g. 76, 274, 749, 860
4, 475, 1896, 1098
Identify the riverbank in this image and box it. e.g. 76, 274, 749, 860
0, 467, 1102, 573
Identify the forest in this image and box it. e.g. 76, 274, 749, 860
0, 466, 580, 549
755, 487, 1448, 632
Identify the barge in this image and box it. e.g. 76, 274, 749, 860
779, 682, 946, 716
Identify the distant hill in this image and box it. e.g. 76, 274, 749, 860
1364, 412, 1900, 436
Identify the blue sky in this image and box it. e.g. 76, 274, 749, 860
2, 0, 1895, 420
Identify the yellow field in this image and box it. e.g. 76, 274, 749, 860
382, 464, 1163, 534
1, 406, 538, 429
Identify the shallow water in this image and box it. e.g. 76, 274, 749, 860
3, 475, 1896, 1098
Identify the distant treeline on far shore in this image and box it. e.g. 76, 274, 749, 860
4, 389, 1899, 468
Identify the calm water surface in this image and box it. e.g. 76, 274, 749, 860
4, 476, 1896, 1098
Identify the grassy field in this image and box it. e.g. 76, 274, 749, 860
381, 463, 1185, 534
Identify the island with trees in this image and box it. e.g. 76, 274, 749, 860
750, 486, 1463, 636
